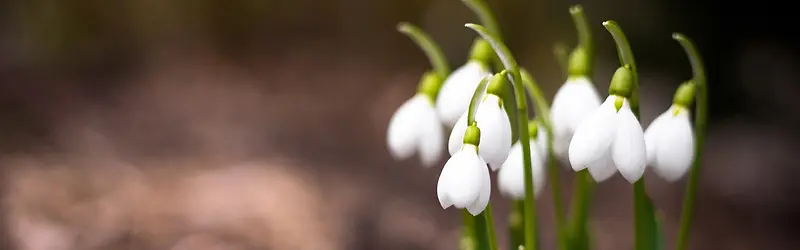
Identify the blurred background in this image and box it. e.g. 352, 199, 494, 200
0, 0, 798, 249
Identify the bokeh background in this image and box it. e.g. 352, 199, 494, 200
0, 0, 798, 249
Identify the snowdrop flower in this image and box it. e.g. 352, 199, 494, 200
448, 74, 512, 170
436, 39, 493, 127
438, 125, 491, 215
387, 73, 445, 167
550, 48, 602, 161
568, 66, 647, 183
645, 83, 696, 181
498, 122, 549, 199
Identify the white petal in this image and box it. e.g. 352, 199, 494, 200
550, 77, 601, 160
568, 96, 617, 171
644, 110, 672, 166
475, 95, 513, 170
564, 78, 603, 132
498, 140, 546, 200
448, 112, 469, 156
417, 99, 445, 167
550, 83, 579, 158
437, 145, 486, 209
387, 95, 427, 160
436, 61, 492, 127
652, 108, 695, 181
612, 103, 647, 183
467, 160, 491, 215
587, 152, 616, 182
447, 95, 512, 169
552, 135, 571, 164
535, 131, 549, 159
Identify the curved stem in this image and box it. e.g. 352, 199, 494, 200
467, 76, 492, 124
461, 0, 502, 41
570, 5, 592, 59
673, 33, 708, 250
553, 43, 570, 79
519, 69, 551, 120
603, 21, 639, 113
521, 69, 567, 250
397, 22, 451, 78
466, 23, 535, 250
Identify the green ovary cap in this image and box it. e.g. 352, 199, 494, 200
608, 65, 633, 98
672, 81, 696, 108
463, 124, 482, 146
527, 120, 539, 140
568, 46, 590, 76
486, 72, 508, 96
468, 38, 494, 66
417, 71, 445, 101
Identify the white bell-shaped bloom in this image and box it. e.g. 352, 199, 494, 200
448, 94, 512, 170
436, 61, 492, 127
387, 94, 445, 167
644, 105, 695, 181
550, 77, 602, 161
437, 144, 491, 215
568, 95, 647, 183
497, 132, 549, 199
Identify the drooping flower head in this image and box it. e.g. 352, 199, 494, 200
550, 47, 602, 161
436, 39, 494, 127
437, 124, 491, 215
645, 82, 696, 181
498, 121, 549, 199
387, 72, 446, 167
568, 66, 647, 183
448, 73, 513, 170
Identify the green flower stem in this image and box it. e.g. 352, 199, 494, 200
466, 23, 536, 250
463, 210, 478, 250
604, 21, 657, 250
397, 22, 451, 78
482, 205, 500, 250
474, 210, 490, 250
673, 33, 708, 250
553, 43, 570, 79
467, 76, 492, 124
521, 69, 567, 250
568, 170, 594, 250
509, 200, 525, 250
570, 5, 592, 61
461, 0, 502, 41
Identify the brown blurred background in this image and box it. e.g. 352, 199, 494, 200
0, 0, 798, 249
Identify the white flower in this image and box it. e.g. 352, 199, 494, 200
387, 94, 445, 167
568, 95, 647, 183
448, 94, 512, 170
550, 77, 602, 161
436, 61, 492, 127
644, 105, 695, 181
437, 144, 491, 215
497, 132, 548, 200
